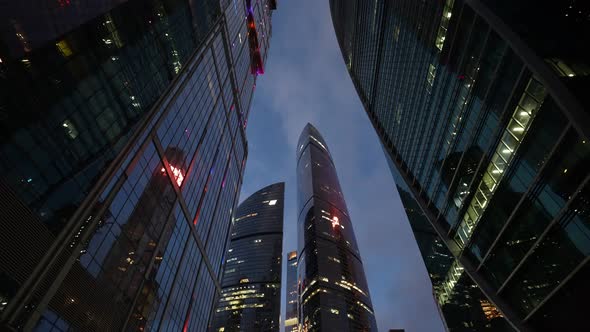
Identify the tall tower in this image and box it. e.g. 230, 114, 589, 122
330, 0, 590, 330
296, 123, 377, 331
285, 250, 298, 332
210, 182, 284, 331
0, 0, 276, 330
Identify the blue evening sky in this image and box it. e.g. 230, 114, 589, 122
240, 1, 446, 331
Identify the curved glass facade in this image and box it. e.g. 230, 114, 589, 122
0, 0, 276, 330
330, 0, 590, 330
210, 182, 284, 332
296, 123, 377, 331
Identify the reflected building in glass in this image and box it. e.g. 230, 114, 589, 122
331, 0, 590, 330
0, 0, 276, 330
210, 182, 284, 331
296, 123, 377, 331
285, 250, 298, 332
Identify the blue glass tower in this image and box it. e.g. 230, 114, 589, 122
0, 0, 276, 330
211, 182, 284, 331
331, 0, 590, 330
296, 123, 377, 331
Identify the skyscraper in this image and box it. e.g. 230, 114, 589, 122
210, 182, 284, 331
331, 0, 590, 330
296, 123, 377, 331
0, 0, 276, 330
285, 250, 298, 332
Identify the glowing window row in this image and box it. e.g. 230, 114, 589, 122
216, 303, 264, 312
454, 77, 547, 249
233, 212, 258, 222
435, 0, 455, 51
436, 260, 464, 305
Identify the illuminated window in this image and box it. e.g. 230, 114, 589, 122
56, 40, 73, 57
356, 301, 374, 315
454, 77, 547, 249
435, 0, 455, 51
160, 165, 184, 187
437, 260, 464, 305
268, 199, 277, 205
285, 317, 298, 326
328, 256, 341, 264
427, 63, 437, 88
545, 58, 590, 77
393, 25, 400, 42
234, 212, 258, 222
62, 120, 79, 139
480, 299, 503, 320
331, 216, 340, 228
330, 308, 339, 315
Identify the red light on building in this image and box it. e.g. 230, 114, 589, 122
245, 10, 264, 75
161, 165, 184, 187
171, 166, 184, 186
332, 216, 340, 228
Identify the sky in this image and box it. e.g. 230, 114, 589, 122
239, 1, 446, 331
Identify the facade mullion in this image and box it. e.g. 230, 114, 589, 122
495, 171, 590, 294
448, 64, 527, 239
523, 257, 590, 322
153, 136, 221, 292
437, 34, 507, 227
475, 124, 571, 270
119, 195, 181, 330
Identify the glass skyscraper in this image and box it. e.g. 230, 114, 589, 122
210, 182, 284, 331
0, 0, 276, 330
296, 123, 377, 331
331, 0, 590, 330
285, 250, 298, 332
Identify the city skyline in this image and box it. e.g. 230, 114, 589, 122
2, 0, 586, 331
239, 0, 444, 331
0, 0, 440, 330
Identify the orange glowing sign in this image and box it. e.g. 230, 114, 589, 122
161, 165, 184, 187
